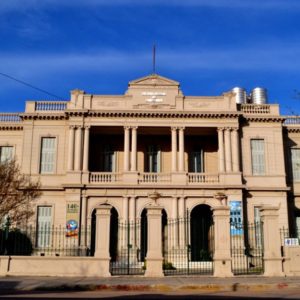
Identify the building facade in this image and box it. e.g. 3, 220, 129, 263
1, 74, 300, 276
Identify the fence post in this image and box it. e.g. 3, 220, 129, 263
260, 206, 283, 276
94, 205, 111, 276
212, 206, 233, 277
145, 204, 164, 277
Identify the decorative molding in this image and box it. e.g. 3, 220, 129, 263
0, 125, 23, 131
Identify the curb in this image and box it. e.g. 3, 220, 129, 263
31, 282, 300, 293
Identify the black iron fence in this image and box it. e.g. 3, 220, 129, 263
280, 228, 300, 246
230, 221, 264, 275
109, 220, 146, 275
0, 225, 91, 256
163, 217, 214, 276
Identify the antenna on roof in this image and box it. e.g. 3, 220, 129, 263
152, 44, 156, 74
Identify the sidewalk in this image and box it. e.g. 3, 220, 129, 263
0, 276, 300, 293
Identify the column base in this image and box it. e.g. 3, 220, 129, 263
145, 257, 164, 277
213, 258, 233, 277
123, 172, 138, 184
263, 258, 284, 277
171, 172, 187, 185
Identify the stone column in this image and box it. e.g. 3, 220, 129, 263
82, 126, 90, 172
260, 206, 283, 276
74, 126, 83, 171
218, 128, 225, 173
130, 127, 137, 172
178, 197, 186, 248
171, 197, 179, 248
231, 128, 240, 172
129, 196, 136, 247
67, 126, 75, 171
123, 126, 130, 172
145, 204, 164, 277
121, 196, 129, 251
80, 195, 88, 249
171, 127, 177, 172
178, 127, 185, 172
224, 128, 232, 172
213, 206, 233, 277
94, 205, 111, 276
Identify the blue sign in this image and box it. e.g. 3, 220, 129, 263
230, 201, 243, 236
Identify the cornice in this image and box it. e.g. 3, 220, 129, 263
0, 125, 23, 130
67, 110, 241, 119
286, 127, 300, 133
20, 113, 66, 121
242, 116, 284, 123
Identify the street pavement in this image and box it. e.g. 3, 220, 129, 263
0, 276, 300, 299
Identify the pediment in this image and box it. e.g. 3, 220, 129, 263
129, 74, 180, 87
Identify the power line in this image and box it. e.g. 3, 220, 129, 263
0, 71, 64, 100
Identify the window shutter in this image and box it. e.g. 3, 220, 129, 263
291, 149, 300, 181
37, 206, 52, 247
0, 146, 13, 163
40, 137, 56, 174
251, 139, 265, 175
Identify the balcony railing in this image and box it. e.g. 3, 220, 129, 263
89, 172, 122, 183
35, 101, 67, 111
0, 113, 21, 122
187, 173, 219, 184
241, 104, 270, 114
138, 172, 171, 183
284, 117, 300, 125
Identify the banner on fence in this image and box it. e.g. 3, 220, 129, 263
66, 202, 80, 237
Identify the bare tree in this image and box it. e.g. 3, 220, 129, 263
0, 159, 40, 224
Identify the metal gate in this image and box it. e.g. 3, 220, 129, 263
230, 221, 264, 275
110, 220, 146, 275
163, 214, 214, 276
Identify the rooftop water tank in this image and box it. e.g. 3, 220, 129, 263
251, 87, 268, 104
232, 87, 247, 104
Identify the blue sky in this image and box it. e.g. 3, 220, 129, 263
0, 0, 300, 114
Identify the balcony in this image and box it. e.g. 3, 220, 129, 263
89, 172, 123, 183
187, 173, 219, 184
87, 172, 220, 185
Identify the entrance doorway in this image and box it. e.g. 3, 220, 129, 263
190, 204, 213, 261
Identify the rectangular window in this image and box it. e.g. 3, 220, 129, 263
37, 206, 52, 247
0, 146, 13, 163
102, 145, 115, 172
251, 139, 265, 175
189, 150, 204, 172
291, 148, 300, 181
254, 206, 262, 247
40, 137, 56, 174
146, 145, 160, 172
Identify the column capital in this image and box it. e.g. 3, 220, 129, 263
178, 126, 185, 131
84, 125, 91, 130
131, 126, 138, 130
171, 126, 178, 131
69, 125, 76, 130
124, 126, 131, 130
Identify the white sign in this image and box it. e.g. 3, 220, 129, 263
142, 92, 166, 103
284, 238, 299, 246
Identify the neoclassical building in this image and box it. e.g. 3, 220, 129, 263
1, 73, 300, 276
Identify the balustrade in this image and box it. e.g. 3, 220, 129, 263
0, 113, 21, 122
89, 172, 122, 183
187, 173, 219, 184
35, 101, 67, 111
138, 173, 171, 183
241, 104, 270, 114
